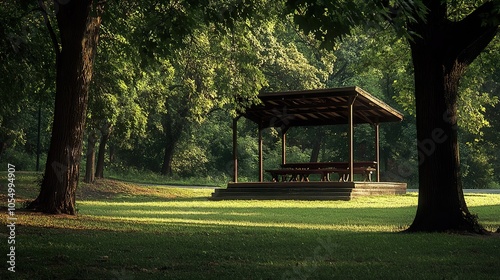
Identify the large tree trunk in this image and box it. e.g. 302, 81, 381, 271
84, 132, 98, 183
160, 99, 188, 176
95, 123, 113, 178
406, 1, 497, 233
408, 46, 472, 232
161, 142, 177, 176
309, 129, 324, 163
28, 1, 103, 214
160, 120, 183, 176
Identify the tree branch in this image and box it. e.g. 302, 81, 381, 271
380, 0, 400, 24
37, 0, 61, 58
451, 1, 500, 65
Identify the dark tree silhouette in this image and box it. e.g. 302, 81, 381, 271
287, 0, 500, 232
406, 1, 499, 232
29, 0, 104, 214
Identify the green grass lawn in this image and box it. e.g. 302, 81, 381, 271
106, 168, 228, 188
1, 172, 499, 279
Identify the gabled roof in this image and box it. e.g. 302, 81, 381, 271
242, 86, 404, 128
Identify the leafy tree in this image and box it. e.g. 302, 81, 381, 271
286, 0, 500, 232
463, 35, 500, 188
258, 17, 335, 92
398, 1, 500, 233
133, 2, 332, 176
340, 28, 499, 189
0, 2, 55, 162
108, 3, 337, 178
85, 10, 147, 183
28, 0, 104, 214
239, 16, 336, 170
326, 28, 498, 188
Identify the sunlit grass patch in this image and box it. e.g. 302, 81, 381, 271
69, 190, 498, 233
2, 174, 500, 279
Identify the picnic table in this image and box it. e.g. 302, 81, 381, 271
266, 161, 377, 182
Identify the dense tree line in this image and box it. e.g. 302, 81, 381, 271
1, 1, 499, 232
3, 2, 498, 187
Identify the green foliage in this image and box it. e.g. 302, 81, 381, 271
461, 141, 496, 188
89, 9, 148, 150
171, 141, 209, 177
2, 0, 499, 190
109, 2, 340, 177
324, 27, 500, 188
0, 1, 55, 155
0, 149, 43, 171
285, 0, 427, 48
258, 18, 335, 91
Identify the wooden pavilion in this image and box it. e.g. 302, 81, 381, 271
211, 87, 407, 200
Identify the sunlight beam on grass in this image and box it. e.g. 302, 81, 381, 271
84, 215, 406, 232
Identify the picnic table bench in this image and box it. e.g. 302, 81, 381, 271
281, 161, 377, 170
266, 168, 337, 182
266, 165, 376, 182
330, 167, 376, 182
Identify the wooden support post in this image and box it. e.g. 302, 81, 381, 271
281, 127, 287, 166
258, 124, 264, 182
348, 95, 357, 181
374, 123, 380, 182
232, 118, 238, 183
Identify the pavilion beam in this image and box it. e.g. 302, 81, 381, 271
232, 117, 239, 183
281, 127, 288, 166
258, 124, 264, 182
374, 123, 380, 182
348, 95, 357, 181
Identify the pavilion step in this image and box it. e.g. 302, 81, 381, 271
351, 189, 406, 196
210, 194, 352, 201
214, 187, 355, 193
211, 182, 407, 200
211, 187, 354, 200
213, 189, 351, 194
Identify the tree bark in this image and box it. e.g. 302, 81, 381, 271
406, 1, 498, 233
0, 140, 6, 160
84, 132, 98, 183
161, 142, 177, 176
28, 0, 103, 215
160, 120, 184, 176
160, 103, 187, 176
309, 129, 324, 163
95, 123, 113, 178
408, 47, 471, 232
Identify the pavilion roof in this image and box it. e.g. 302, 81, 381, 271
241, 86, 404, 128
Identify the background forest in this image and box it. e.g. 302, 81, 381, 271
1, 1, 499, 189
